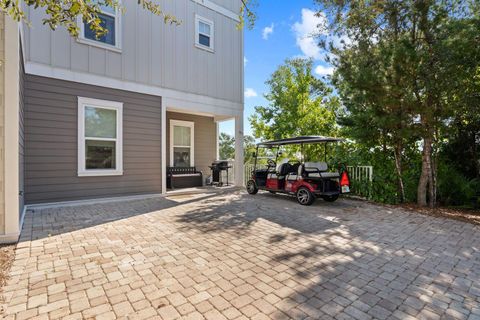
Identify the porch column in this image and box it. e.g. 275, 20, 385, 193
234, 114, 244, 187
2, 16, 20, 242
161, 99, 167, 194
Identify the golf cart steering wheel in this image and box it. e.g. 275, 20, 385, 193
267, 159, 276, 168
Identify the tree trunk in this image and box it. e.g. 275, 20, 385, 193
394, 143, 405, 203
417, 136, 433, 206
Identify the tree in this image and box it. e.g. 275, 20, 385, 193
1, 0, 257, 38
218, 133, 257, 163
219, 132, 235, 160
250, 58, 339, 148
316, 0, 480, 207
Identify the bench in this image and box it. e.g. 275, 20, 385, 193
167, 167, 203, 189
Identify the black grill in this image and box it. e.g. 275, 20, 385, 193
209, 161, 232, 186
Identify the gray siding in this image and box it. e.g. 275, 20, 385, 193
166, 112, 216, 176
24, 0, 243, 104
19, 47, 25, 214
24, 75, 162, 204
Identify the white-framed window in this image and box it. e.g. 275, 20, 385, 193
195, 14, 214, 52
78, 97, 123, 177
170, 120, 195, 167
77, 1, 122, 51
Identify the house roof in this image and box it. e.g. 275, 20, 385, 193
257, 136, 344, 147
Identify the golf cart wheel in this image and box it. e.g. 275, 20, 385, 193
296, 187, 315, 206
246, 180, 258, 195
323, 195, 339, 202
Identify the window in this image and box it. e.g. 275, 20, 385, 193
78, 97, 123, 176
78, 1, 122, 50
195, 15, 214, 51
170, 120, 194, 167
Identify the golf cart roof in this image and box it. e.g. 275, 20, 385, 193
257, 136, 344, 147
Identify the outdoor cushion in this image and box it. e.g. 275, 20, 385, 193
304, 162, 328, 172
309, 172, 340, 178
286, 174, 298, 181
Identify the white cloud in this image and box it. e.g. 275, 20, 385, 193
244, 56, 248, 66
262, 23, 274, 40
292, 9, 327, 60
244, 88, 258, 98
315, 65, 334, 76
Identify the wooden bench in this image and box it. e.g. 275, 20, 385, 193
167, 167, 203, 189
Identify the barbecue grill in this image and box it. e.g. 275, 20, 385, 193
209, 161, 232, 186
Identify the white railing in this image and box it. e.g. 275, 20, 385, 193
242, 163, 373, 195
347, 166, 373, 183
219, 162, 373, 192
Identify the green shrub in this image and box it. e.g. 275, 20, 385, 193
437, 162, 479, 207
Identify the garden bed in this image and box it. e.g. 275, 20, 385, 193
0, 244, 15, 315
400, 204, 480, 225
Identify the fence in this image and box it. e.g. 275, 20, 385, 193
220, 162, 373, 198
346, 165, 373, 198
242, 163, 373, 198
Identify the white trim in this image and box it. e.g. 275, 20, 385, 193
25, 63, 243, 117
191, 0, 240, 22
234, 114, 244, 187
195, 14, 215, 52
26, 193, 166, 210
170, 120, 195, 167
215, 121, 220, 160
78, 97, 124, 177
161, 102, 167, 194
0, 205, 27, 244
4, 16, 20, 239
77, 3, 122, 52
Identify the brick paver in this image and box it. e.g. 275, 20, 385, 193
2, 190, 480, 319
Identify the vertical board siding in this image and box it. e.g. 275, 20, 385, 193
166, 112, 216, 177
24, 0, 243, 104
24, 75, 162, 204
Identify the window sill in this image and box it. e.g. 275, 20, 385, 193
78, 170, 124, 177
76, 38, 122, 53
195, 43, 215, 53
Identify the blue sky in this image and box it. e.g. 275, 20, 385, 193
219, 0, 334, 137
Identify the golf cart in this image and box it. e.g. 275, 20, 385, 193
246, 136, 350, 205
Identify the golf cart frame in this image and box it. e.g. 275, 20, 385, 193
246, 136, 350, 205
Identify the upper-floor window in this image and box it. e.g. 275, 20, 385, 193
195, 15, 214, 52
78, 1, 122, 51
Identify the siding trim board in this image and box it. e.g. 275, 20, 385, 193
25, 62, 243, 117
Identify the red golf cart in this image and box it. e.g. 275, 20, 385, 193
246, 136, 350, 205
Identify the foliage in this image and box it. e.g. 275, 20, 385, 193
316, 0, 480, 207
219, 133, 235, 160
437, 162, 480, 207
218, 133, 256, 164
250, 58, 340, 160
1, 0, 256, 38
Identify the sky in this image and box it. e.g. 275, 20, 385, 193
219, 0, 334, 137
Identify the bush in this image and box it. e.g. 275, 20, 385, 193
437, 162, 480, 207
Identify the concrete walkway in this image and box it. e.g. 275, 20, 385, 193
2, 190, 480, 319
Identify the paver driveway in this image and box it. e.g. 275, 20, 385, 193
2, 190, 480, 320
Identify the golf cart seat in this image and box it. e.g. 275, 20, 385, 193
301, 162, 341, 179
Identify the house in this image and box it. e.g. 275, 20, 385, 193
0, 0, 244, 243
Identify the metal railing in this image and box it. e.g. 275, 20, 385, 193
242, 163, 373, 197
346, 165, 373, 198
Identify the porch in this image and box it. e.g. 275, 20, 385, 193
163, 104, 244, 191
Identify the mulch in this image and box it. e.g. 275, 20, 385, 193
0, 244, 15, 315
399, 204, 480, 226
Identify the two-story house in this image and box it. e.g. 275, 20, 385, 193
0, 0, 244, 243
